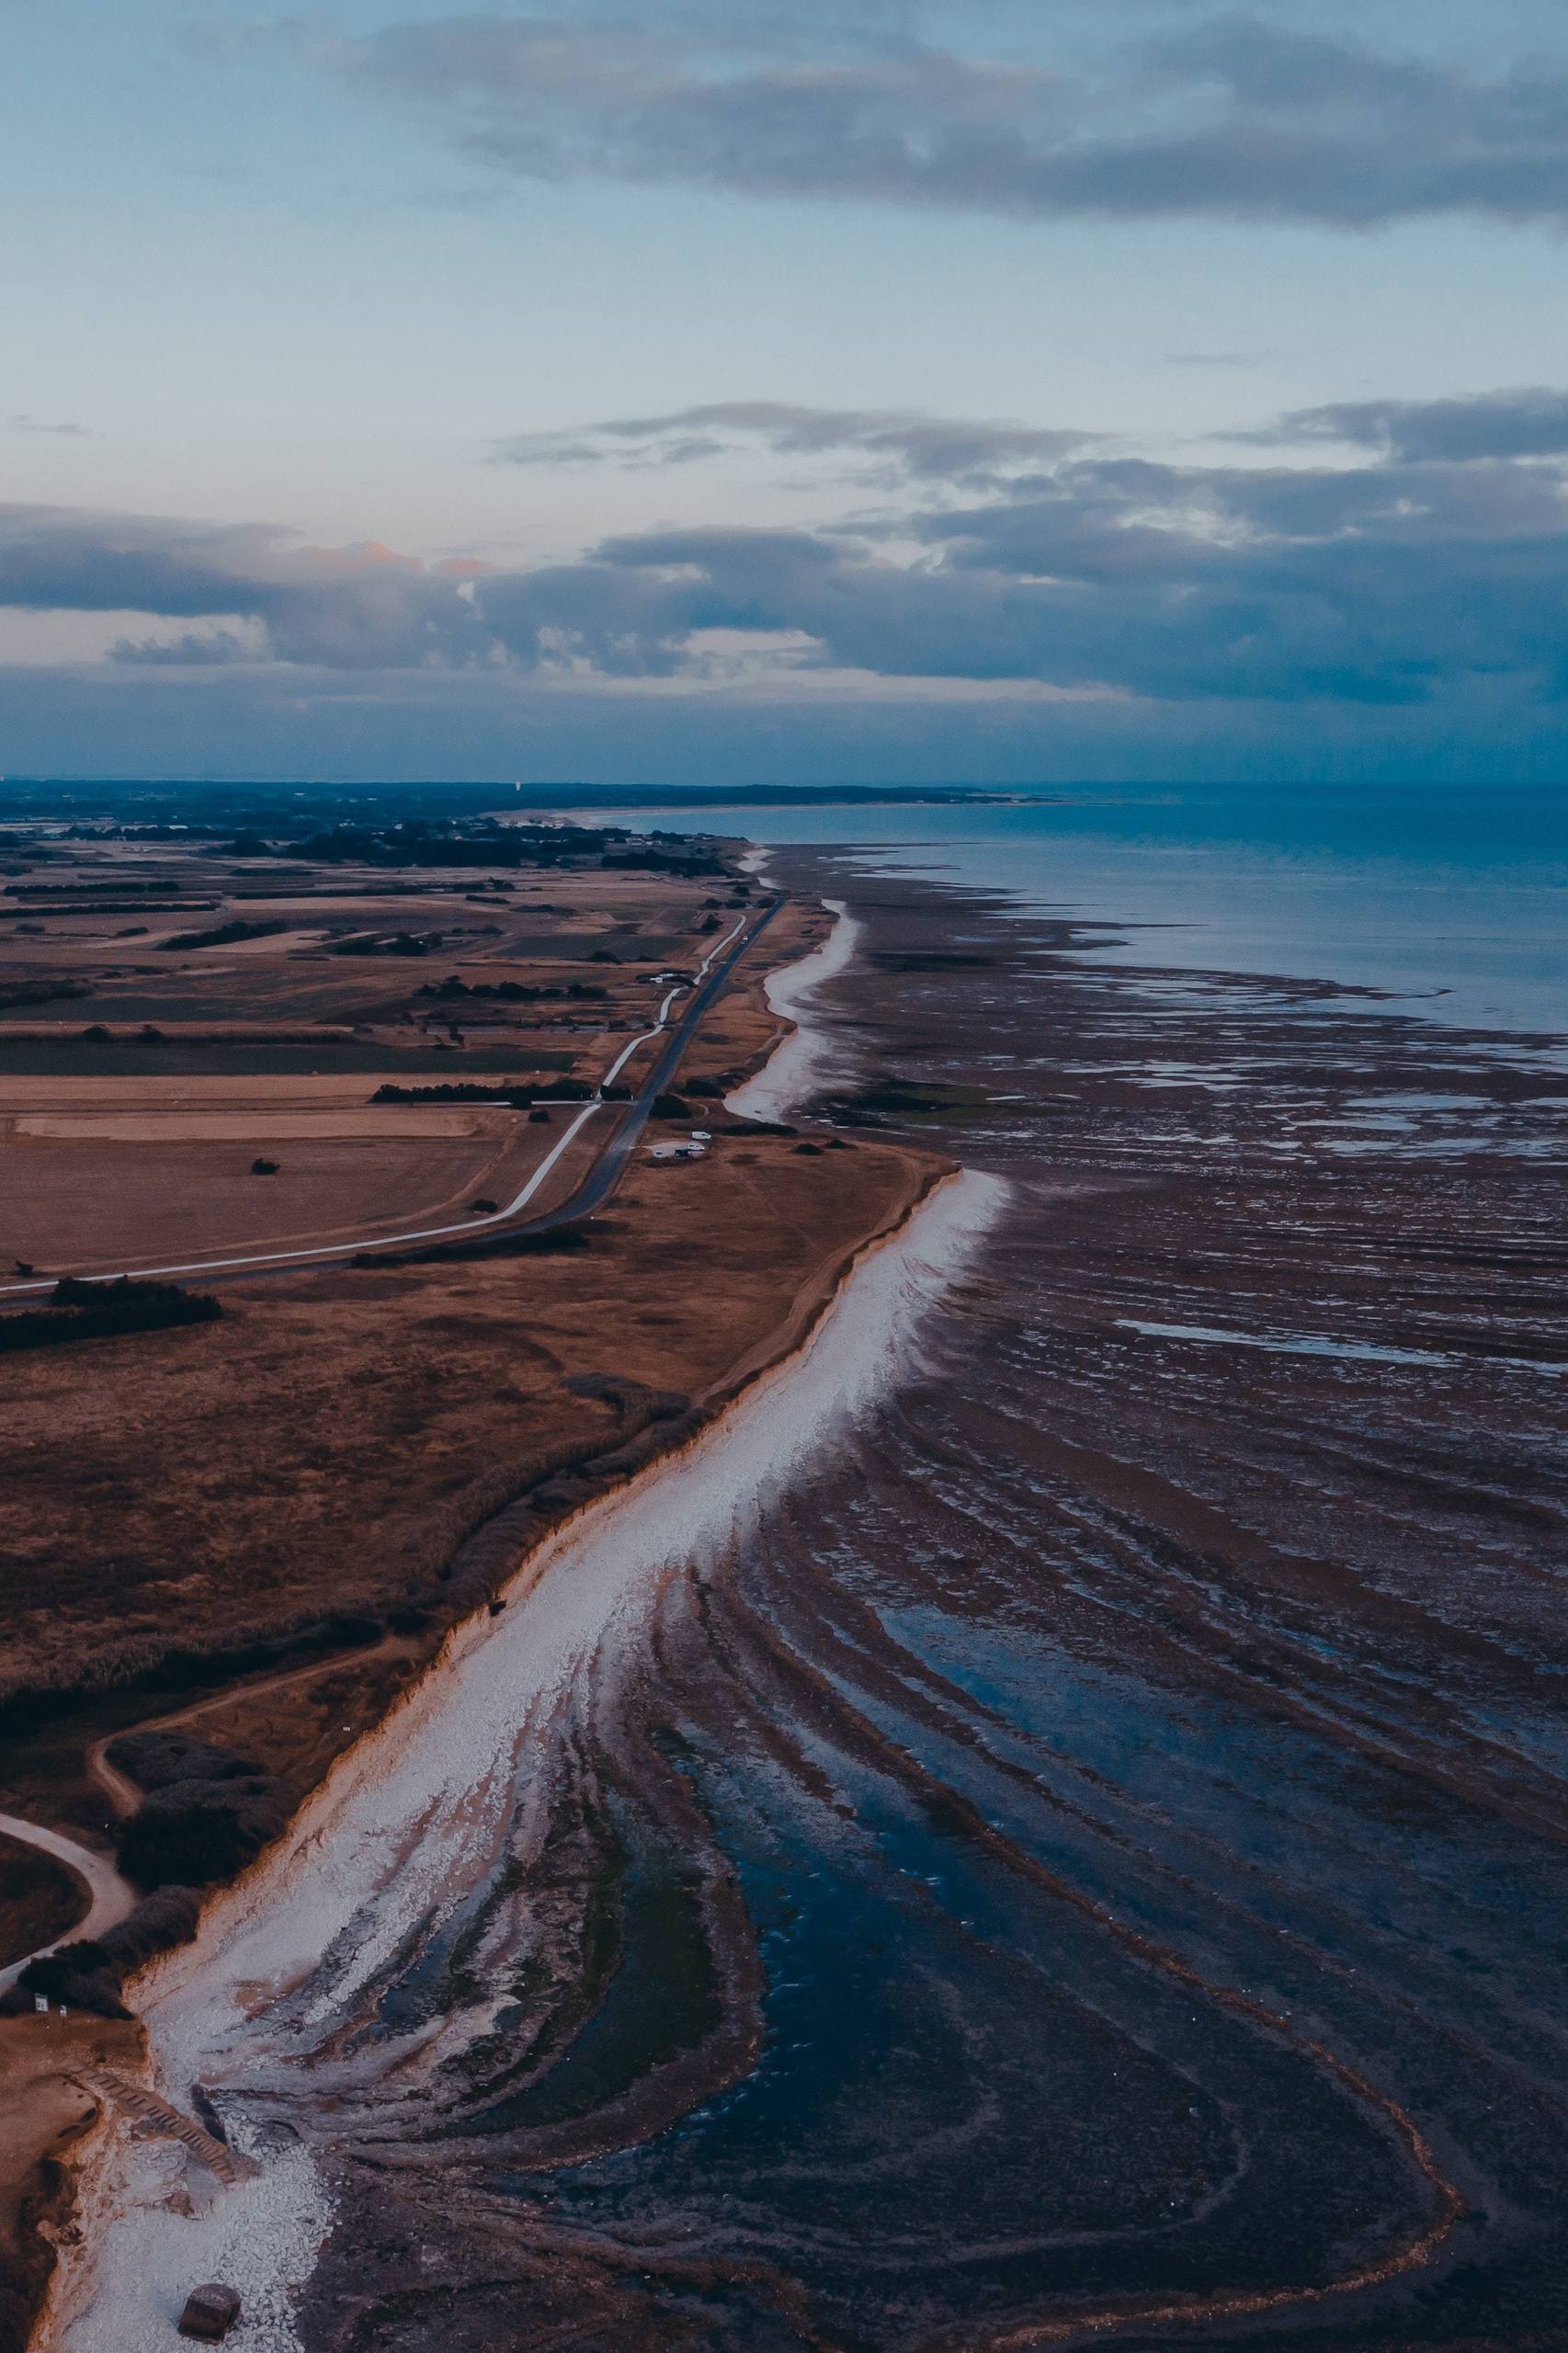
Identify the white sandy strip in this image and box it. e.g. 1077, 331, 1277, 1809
45, 1166, 1007, 2353
725, 897, 861, 1121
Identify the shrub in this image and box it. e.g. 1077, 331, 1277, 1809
0, 1278, 222, 1357
119, 1772, 294, 1889
162, 918, 289, 951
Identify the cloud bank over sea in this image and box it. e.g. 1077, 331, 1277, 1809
6, 380, 1568, 779
10, 2, 1568, 778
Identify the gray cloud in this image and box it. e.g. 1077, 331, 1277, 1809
6, 382, 1568, 713
9, 415, 93, 438
1264, 387, 1568, 463
323, 10, 1568, 228
0, 507, 485, 670
493, 402, 1088, 486
461, 451, 1568, 705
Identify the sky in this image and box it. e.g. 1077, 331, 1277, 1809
6, 0, 1568, 783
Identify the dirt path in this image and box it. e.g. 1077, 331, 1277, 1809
84, 1635, 418, 1822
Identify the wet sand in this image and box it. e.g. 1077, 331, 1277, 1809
39, 861, 1568, 2351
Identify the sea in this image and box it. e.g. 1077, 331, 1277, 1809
619, 779, 1567, 1043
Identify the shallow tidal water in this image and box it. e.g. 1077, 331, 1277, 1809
59, 841, 1568, 2353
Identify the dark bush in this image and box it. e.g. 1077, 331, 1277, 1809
106, 1730, 260, 1794
250, 1157, 279, 1176
0, 1278, 222, 1357
119, 1773, 294, 1889
100, 1886, 204, 1968
162, 918, 289, 951
11, 1887, 206, 2016
18, 1941, 129, 2018
651, 1093, 691, 1120
355, 1223, 588, 1269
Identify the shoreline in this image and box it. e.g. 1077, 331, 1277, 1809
43, 1161, 1004, 2350
24, 849, 1566, 2348
26, 876, 982, 2350
723, 892, 859, 1121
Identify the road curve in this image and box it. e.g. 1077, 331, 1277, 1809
0, 1813, 138, 1994
0, 902, 775, 1301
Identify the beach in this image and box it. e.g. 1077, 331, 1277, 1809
28, 832, 1568, 2351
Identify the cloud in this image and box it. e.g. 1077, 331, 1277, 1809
10, 415, 93, 438
0, 507, 487, 670
492, 402, 1088, 487
1261, 387, 1568, 463
321, 9, 1568, 229
6, 382, 1568, 721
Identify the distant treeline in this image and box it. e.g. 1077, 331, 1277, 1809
226, 816, 728, 877
162, 916, 290, 951
372, 1078, 597, 1106
0, 978, 89, 1012
417, 976, 608, 1002
0, 1277, 222, 1354
356, 1222, 590, 1269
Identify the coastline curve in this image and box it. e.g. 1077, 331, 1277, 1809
41, 1165, 1009, 2353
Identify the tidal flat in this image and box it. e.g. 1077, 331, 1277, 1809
21, 844, 1568, 2351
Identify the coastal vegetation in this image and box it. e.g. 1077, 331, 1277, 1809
0, 1278, 221, 1356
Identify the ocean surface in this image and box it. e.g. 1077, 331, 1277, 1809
615, 781, 1567, 1042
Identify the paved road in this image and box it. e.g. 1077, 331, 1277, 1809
0, 1813, 137, 1994
0, 900, 776, 1300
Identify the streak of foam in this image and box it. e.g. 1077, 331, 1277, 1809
51, 1165, 1007, 2353
726, 897, 860, 1121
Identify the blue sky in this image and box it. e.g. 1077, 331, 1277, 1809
6, 0, 1568, 781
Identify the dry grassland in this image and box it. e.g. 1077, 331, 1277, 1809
0, 1128, 938, 1837
0, 1120, 561, 1268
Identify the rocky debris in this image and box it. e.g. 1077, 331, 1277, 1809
177, 2281, 242, 2339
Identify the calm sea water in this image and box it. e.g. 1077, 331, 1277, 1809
613, 782, 1567, 1040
